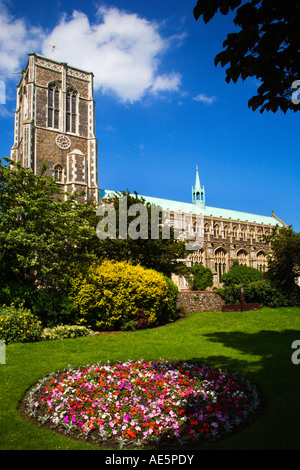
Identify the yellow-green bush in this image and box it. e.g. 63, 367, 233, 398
0, 305, 42, 344
69, 260, 176, 331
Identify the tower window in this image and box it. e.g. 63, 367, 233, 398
66, 89, 77, 133
54, 165, 64, 183
48, 83, 60, 129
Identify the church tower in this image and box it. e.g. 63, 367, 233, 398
192, 165, 205, 208
10, 53, 99, 202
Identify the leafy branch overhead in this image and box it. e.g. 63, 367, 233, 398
193, 0, 300, 113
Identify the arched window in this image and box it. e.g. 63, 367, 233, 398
190, 249, 204, 265
215, 248, 227, 284
257, 251, 267, 272
54, 165, 64, 183
193, 221, 200, 233
66, 88, 77, 133
48, 83, 60, 129
222, 225, 229, 237
237, 249, 248, 265
256, 228, 262, 241
213, 224, 219, 237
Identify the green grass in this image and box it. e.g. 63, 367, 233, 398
1, 306, 300, 450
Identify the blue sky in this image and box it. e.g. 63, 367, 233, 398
0, 0, 299, 231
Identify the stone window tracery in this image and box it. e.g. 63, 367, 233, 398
215, 248, 227, 284
54, 164, 64, 183
48, 83, 60, 129
237, 249, 248, 265
257, 251, 267, 272
66, 88, 77, 134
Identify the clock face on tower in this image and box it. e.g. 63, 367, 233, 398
55, 134, 71, 150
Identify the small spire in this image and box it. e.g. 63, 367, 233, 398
192, 164, 205, 207
195, 164, 201, 191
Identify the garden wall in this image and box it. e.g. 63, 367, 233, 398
177, 291, 225, 313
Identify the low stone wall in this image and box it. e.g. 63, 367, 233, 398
177, 291, 225, 313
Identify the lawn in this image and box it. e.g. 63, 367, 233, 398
1, 306, 300, 450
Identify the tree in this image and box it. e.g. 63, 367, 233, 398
221, 261, 263, 286
264, 225, 300, 292
0, 158, 102, 291
193, 0, 300, 113
190, 263, 213, 291
97, 190, 190, 278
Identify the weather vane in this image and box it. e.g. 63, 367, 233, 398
49, 42, 56, 60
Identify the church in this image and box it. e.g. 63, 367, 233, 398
10, 53, 286, 288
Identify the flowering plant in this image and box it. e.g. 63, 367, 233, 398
22, 360, 261, 449
0, 305, 42, 344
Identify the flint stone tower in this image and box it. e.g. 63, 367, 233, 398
10, 53, 99, 202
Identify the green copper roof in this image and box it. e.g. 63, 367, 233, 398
99, 189, 284, 226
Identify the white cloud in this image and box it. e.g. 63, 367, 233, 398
193, 93, 217, 105
152, 73, 181, 94
0, 1, 44, 79
40, 7, 182, 103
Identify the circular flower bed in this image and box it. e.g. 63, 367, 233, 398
22, 360, 261, 449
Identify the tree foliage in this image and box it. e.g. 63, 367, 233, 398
97, 190, 190, 277
190, 263, 213, 290
193, 0, 300, 113
0, 158, 102, 290
264, 225, 300, 292
221, 261, 263, 286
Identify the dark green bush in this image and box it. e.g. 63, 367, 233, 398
218, 280, 300, 308
221, 263, 263, 287
32, 287, 77, 327
190, 263, 213, 291
217, 285, 241, 305
0, 281, 37, 310
161, 276, 179, 324
0, 282, 77, 328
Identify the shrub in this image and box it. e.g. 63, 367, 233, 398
190, 263, 213, 291
32, 287, 77, 327
0, 281, 37, 310
69, 260, 172, 331
161, 276, 179, 324
41, 324, 96, 341
221, 263, 263, 287
217, 285, 241, 305
218, 280, 300, 308
0, 305, 42, 344
244, 280, 299, 308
